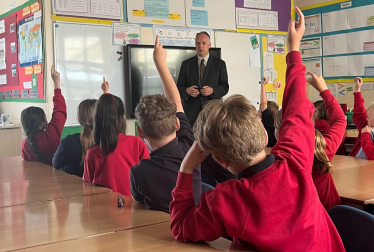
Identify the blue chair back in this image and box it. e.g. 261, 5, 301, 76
329, 205, 374, 252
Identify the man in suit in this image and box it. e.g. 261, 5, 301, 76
177, 32, 229, 126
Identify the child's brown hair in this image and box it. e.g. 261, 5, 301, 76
135, 94, 177, 139
313, 100, 329, 120
313, 129, 332, 174
194, 95, 265, 165
78, 99, 97, 164
267, 101, 279, 118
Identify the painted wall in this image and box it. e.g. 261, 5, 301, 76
295, 0, 331, 8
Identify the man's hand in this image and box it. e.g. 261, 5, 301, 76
187, 86, 200, 97
307, 72, 328, 93
354, 77, 363, 92
201, 86, 213, 96
180, 141, 211, 174
101, 76, 109, 93
362, 125, 371, 134
287, 7, 305, 52
51, 65, 60, 89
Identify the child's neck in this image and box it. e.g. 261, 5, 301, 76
147, 133, 177, 151
229, 149, 268, 175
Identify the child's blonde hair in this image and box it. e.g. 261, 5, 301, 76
313, 129, 332, 174
194, 95, 265, 165
313, 100, 329, 120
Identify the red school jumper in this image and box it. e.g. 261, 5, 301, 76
169, 52, 345, 251
21, 89, 67, 166
312, 89, 345, 211
349, 92, 374, 160
83, 134, 149, 197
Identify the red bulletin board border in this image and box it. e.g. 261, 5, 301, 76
0, 0, 45, 102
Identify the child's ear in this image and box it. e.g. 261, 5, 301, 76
175, 117, 180, 131
264, 128, 268, 147
212, 155, 229, 169
137, 126, 146, 139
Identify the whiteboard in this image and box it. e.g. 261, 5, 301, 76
127, 0, 185, 26
215, 31, 261, 101
53, 22, 125, 125
52, 0, 124, 20
185, 0, 236, 30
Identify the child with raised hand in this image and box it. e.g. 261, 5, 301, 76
83, 78, 149, 197
21, 66, 67, 166
130, 35, 202, 213
313, 100, 330, 134
259, 76, 279, 147
307, 72, 346, 211
52, 98, 96, 177
168, 7, 344, 251
350, 77, 374, 160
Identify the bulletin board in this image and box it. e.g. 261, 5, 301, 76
261, 34, 287, 106
52, 0, 124, 24
185, 0, 236, 30
127, 0, 186, 27
301, 0, 374, 83
0, 0, 45, 102
235, 0, 292, 32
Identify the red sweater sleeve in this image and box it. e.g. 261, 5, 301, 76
320, 90, 346, 160
271, 51, 315, 172
169, 172, 246, 242
361, 132, 374, 160
352, 92, 367, 131
45, 89, 67, 140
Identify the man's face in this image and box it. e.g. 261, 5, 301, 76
195, 34, 211, 58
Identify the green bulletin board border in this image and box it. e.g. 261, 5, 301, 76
0, 0, 46, 103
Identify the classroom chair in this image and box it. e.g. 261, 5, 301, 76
328, 205, 374, 252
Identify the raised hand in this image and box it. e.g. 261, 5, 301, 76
354, 77, 363, 92
51, 65, 60, 89
287, 7, 305, 52
153, 35, 167, 67
101, 76, 109, 94
307, 72, 328, 93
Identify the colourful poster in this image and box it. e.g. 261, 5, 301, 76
267, 35, 285, 54
18, 15, 42, 67
190, 9, 208, 26
112, 23, 141, 46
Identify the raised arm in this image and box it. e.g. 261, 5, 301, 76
45, 66, 67, 140
153, 35, 183, 112
260, 77, 269, 111
308, 73, 345, 158
352, 77, 368, 131
271, 7, 315, 172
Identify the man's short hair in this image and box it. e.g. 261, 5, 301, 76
196, 31, 210, 40
194, 95, 266, 165
135, 94, 177, 139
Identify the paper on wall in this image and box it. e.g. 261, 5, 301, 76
153, 26, 211, 47
326, 84, 338, 99
300, 37, 321, 58
237, 9, 258, 27
264, 69, 277, 83
323, 34, 348, 56
55, 0, 88, 13
266, 91, 277, 102
338, 83, 345, 96
0, 20, 4, 34
323, 56, 348, 77
304, 14, 321, 36
91, 0, 121, 17
0, 74, 6, 85
23, 81, 32, 89
244, 0, 271, 10
347, 4, 374, 29
322, 10, 348, 33
365, 66, 374, 77
303, 58, 322, 76
258, 11, 278, 29
112, 23, 141, 46
249, 35, 261, 68
267, 35, 285, 54
0, 38, 5, 70
263, 52, 274, 70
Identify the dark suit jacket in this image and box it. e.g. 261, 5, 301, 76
177, 55, 229, 123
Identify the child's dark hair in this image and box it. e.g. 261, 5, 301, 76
78, 99, 97, 164
94, 94, 126, 156
313, 100, 329, 120
21, 107, 47, 162
267, 101, 279, 118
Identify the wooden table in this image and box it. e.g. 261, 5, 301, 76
0, 157, 70, 184
0, 192, 170, 251
0, 174, 111, 208
0, 125, 22, 157
331, 154, 373, 171
332, 158, 374, 209
17, 222, 238, 252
